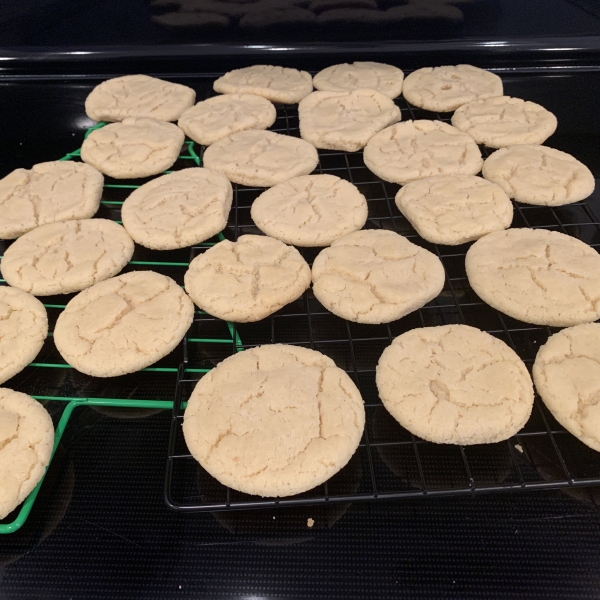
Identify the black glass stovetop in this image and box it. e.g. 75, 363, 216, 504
1, 69, 600, 600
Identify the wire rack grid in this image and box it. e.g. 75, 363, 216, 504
166, 91, 600, 512
0, 131, 241, 532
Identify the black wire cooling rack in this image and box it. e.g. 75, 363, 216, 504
165, 92, 600, 512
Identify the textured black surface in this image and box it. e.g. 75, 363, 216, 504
1, 71, 600, 599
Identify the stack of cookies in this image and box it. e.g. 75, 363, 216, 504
0, 61, 598, 513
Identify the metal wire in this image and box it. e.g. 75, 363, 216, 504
165, 94, 600, 512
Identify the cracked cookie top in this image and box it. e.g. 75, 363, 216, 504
0, 161, 103, 239
363, 120, 483, 185
394, 174, 513, 246
533, 323, 600, 452
451, 96, 557, 148
403, 65, 503, 112
54, 271, 194, 377
0, 388, 54, 519
313, 61, 404, 99
0, 287, 48, 386
376, 324, 533, 445
184, 234, 311, 322
213, 65, 313, 104
178, 94, 277, 146
466, 228, 600, 326
121, 168, 232, 250
482, 144, 595, 206
80, 118, 185, 179
203, 129, 319, 187
1, 219, 134, 296
85, 75, 196, 123
182, 344, 365, 497
251, 175, 368, 247
311, 229, 445, 324
299, 89, 401, 152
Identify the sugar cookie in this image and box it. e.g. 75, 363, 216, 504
312, 229, 445, 324
1, 219, 134, 295
184, 235, 311, 322
376, 325, 533, 445
183, 344, 365, 496
465, 228, 600, 326
0, 161, 102, 239
251, 174, 368, 247
121, 168, 232, 250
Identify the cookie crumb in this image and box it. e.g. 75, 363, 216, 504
515, 444, 523, 453
307, 518, 315, 528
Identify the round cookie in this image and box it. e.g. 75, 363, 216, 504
394, 174, 513, 245
364, 120, 483, 185
178, 94, 277, 146
0, 161, 103, 239
376, 325, 534, 445
312, 229, 445, 324
533, 323, 600, 452
0, 287, 47, 385
313, 61, 404, 99
85, 75, 195, 123
482, 144, 595, 206
80, 118, 184, 179
53, 271, 194, 377
403, 65, 503, 112
1, 219, 134, 296
182, 344, 365, 497
251, 174, 368, 247
299, 89, 401, 152
203, 130, 318, 187
451, 96, 557, 148
213, 65, 313, 104
0, 389, 54, 519
465, 228, 600, 326
121, 168, 232, 250
184, 235, 311, 322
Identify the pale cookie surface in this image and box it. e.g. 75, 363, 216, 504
313, 61, 404, 99
121, 168, 232, 250
251, 175, 368, 247
0, 161, 103, 239
533, 323, 600, 452
299, 89, 401, 152
364, 120, 483, 185
1, 219, 134, 296
184, 235, 311, 322
213, 65, 313, 104
312, 229, 445, 324
466, 228, 600, 326
0, 287, 47, 385
482, 144, 595, 206
403, 65, 503, 112
451, 96, 557, 148
183, 344, 365, 497
54, 271, 194, 377
85, 75, 196, 122
203, 130, 318, 187
0, 389, 54, 519
376, 325, 533, 445
80, 118, 184, 179
394, 174, 513, 245
178, 94, 276, 146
